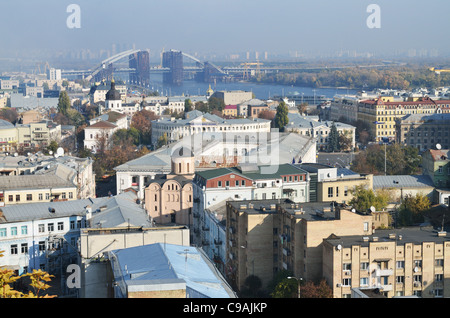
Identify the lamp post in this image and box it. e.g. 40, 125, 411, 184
287, 276, 303, 298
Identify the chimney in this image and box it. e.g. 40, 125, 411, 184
86, 205, 92, 220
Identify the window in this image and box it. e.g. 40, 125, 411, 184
343, 263, 352, 271
0, 228, 6, 237
48, 223, 54, 232
435, 289, 444, 297
363, 222, 369, 232
342, 278, 351, 287
62, 192, 66, 199
21, 226, 27, 235
336, 187, 339, 197
26, 194, 32, 201
21, 243, 28, 254
435, 274, 443, 282
218, 181, 222, 187
360, 262, 369, 270
396, 276, 404, 284
8, 195, 13, 202
241, 180, 245, 186
235, 180, 239, 187
435, 259, 444, 267
225, 181, 230, 187
396, 261, 405, 269
327, 187, 333, 198
45, 193, 50, 200
38, 193, 43, 201
69, 192, 73, 199
16, 195, 20, 202
10, 244, 18, 255
344, 186, 348, 196
70, 220, 75, 230
57, 222, 64, 231
39, 241, 45, 252
360, 277, 368, 286
38, 224, 45, 233
11, 227, 17, 236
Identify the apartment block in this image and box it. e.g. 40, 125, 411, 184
225, 200, 374, 292
323, 228, 450, 298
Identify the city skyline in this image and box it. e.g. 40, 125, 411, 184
0, 0, 449, 60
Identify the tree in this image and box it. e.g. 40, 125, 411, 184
397, 193, 431, 226
47, 140, 59, 154
274, 101, 289, 131
327, 123, 339, 152
349, 185, 390, 212
57, 91, 71, 115
338, 133, 353, 152
301, 279, 333, 298
1, 251, 55, 298
297, 102, 308, 115
239, 275, 267, 298
157, 133, 168, 149
131, 110, 159, 145
184, 99, 193, 112
207, 97, 225, 112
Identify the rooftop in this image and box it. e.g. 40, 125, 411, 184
108, 243, 236, 298
373, 175, 435, 189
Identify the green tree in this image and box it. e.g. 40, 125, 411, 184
397, 193, 431, 226
157, 133, 168, 149
274, 101, 289, 131
47, 140, 58, 154
239, 275, 267, 298
327, 123, 339, 152
57, 91, 71, 115
207, 97, 225, 112
184, 99, 193, 112
349, 185, 390, 212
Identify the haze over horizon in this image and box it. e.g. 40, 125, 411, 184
1, 0, 449, 60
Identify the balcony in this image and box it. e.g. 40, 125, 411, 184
373, 269, 393, 276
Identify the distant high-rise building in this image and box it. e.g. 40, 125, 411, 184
162, 50, 183, 86
129, 50, 150, 87
47, 68, 62, 81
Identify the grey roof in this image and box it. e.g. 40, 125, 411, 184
0, 174, 74, 190
373, 175, 435, 189
0, 198, 96, 223
89, 191, 151, 228
325, 227, 450, 248
286, 113, 355, 130
400, 113, 450, 123
108, 243, 235, 298
0, 119, 14, 129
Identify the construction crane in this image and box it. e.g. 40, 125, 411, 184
429, 67, 450, 74
240, 61, 263, 80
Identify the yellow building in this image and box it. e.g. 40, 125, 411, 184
358, 97, 450, 142
0, 174, 77, 207
323, 228, 450, 298
317, 174, 373, 204
0, 119, 18, 153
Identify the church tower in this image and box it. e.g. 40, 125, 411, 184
105, 78, 122, 112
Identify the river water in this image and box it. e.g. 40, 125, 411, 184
146, 75, 358, 100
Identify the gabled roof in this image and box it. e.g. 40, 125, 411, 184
86, 120, 117, 129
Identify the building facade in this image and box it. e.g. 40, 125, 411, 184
396, 113, 450, 151
323, 228, 450, 298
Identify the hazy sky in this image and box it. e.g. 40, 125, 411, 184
1, 0, 449, 57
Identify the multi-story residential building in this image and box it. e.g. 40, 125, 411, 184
211, 90, 253, 106
285, 113, 356, 151
192, 163, 310, 247
395, 113, 450, 151
15, 120, 61, 151
0, 198, 91, 275
0, 119, 18, 153
295, 163, 372, 203
150, 110, 271, 146
323, 227, 450, 298
0, 173, 77, 206
358, 96, 450, 142
225, 200, 374, 292
422, 149, 450, 189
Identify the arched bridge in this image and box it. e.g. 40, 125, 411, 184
61, 48, 229, 85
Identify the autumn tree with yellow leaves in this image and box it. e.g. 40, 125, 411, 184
0, 250, 56, 298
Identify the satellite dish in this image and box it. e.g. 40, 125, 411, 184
351, 208, 356, 213
56, 147, 64, 157
336, 244, 342, 251
436, 143, 442, 150
49, 150, 53, 155
370, 206, 376, 213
